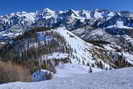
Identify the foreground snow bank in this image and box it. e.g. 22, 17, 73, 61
55, 63, 90, 78
32, 63, 102, 81
54, 63, 102, 78
0, 67, 133, 89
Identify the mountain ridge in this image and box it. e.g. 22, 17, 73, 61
0, 8, 133, 76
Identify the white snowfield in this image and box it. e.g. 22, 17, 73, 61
55, 27, 94, 65
32, 63, 102, 82
55, 27, 110, 69
0, 67, 133, 89
54, 63, 102, 78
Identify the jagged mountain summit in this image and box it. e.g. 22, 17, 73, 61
0, 8, 133, 41
0, 8, 133, 32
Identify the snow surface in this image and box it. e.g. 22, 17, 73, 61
54, 63, 102, 78
106, 20, 133, 29
41, 52, 69, 60
55, 27, 94, 65
32, 63, 102, 81
0, 67, 133, 89
79, 10, 91, 19
94, 10, 103, 18
122, 52, 133, 65
55, 27, 111, 69
38, 8, 56, 20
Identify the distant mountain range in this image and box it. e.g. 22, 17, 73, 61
0, 8, 133, 32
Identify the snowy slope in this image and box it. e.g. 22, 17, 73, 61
72, 27, 133, 68
54, 63, 102, 78
0, 67, 133, 89
55, 27, 93, 64
55, 27, 110, 69
32, 63, 102, 81
106, 20, 133, 29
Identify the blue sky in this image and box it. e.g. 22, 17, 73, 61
0, 0, 133, 15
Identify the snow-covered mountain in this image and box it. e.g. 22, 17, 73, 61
1, 9, 133, 89
0, 26, 132, 73
0, 8, 133, 42
0, 27, 111, 72
0, 8, 133, 32
0, 9, 133, 83
0, 8, 133, 70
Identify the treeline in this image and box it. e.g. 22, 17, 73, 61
0, 27, 71, 83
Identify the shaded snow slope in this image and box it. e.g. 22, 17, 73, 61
0, 67, 133, 89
